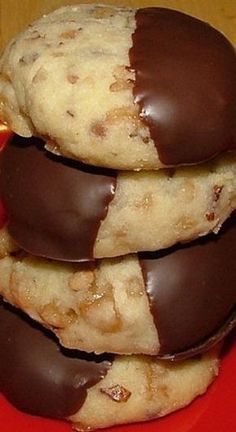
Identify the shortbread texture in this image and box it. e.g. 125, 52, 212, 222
0, 244, 159, 355
0, 225, 233, 356
96, 154, 236, 257
71, 350, 219, 430
0, 4, 161, 170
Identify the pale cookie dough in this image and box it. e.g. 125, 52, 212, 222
0, 251, 160, 355
97, 154, 236, 257
72, 349, 219, 430
0, 4, 235, 170
0, 4, 154, 169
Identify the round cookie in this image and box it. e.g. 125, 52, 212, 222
0, 5, 236, 170
0, 301, 219, 430
0, 215, 235, 357
1, 135, 236, 260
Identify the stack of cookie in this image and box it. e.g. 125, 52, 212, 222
0, 4, 235, 431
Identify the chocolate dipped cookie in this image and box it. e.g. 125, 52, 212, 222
0, 214, 235, 358
0, 4, 235, 170
0, 301, 219, 430
0, 4, 235, 431
0, 135, 236, 260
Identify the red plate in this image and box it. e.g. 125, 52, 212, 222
0, 129, 235, 432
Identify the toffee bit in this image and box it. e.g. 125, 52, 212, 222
206, 211, 215, 221
60, 29, 81, 39
67, 74, 79, 84
213, 185, 223, 202
106, 106, 139, 123
129, 131, 138, 138
100, 384, 131, 402
109, 78, 133, 92
91, 121, 107, 137
142, 136, 150, 144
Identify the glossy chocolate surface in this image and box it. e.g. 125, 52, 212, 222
130, 8, 236, 165
0, 135, 116, 261
140, 217, 236, 358
0, 301, 111, 418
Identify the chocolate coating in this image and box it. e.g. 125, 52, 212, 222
164, 312, 236, 361
130, 8, 236, 165
0, 301, 111, 418
140, 217, 236, 359
0, 135, 116, 261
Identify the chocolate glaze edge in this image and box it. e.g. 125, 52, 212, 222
0, 135, 117, 262
130, 7, 236, 165
158, 309, 236, 361
140, 216, 236, 359
0, 300, 113, 419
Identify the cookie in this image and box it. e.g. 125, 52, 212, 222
1, 135, 236, 260
0, 5, 235, 170
0, 214, 235, 358
0, 301, 219, 430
